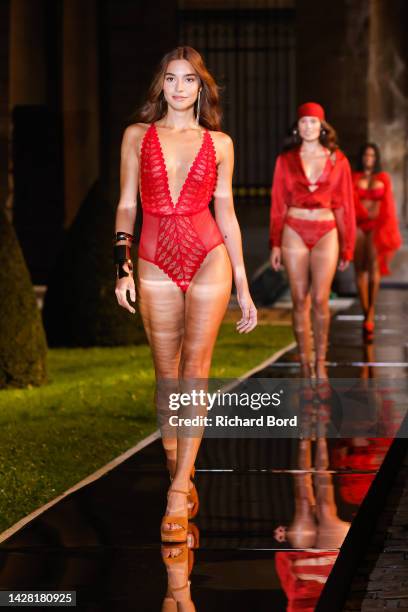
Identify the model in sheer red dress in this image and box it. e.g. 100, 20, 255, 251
113, 47, 257, 566
274, 434, 351, 611
353, 142, 402, 336
270, 102, 355, 379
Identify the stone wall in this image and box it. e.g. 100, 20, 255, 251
368, 0, 408, 224
296, 0, 408, 223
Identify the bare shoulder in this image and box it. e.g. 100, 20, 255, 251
209, 130, 234, 162
122, 122, 151, 157
123, 122, 150, 142
209, 130, 233, 147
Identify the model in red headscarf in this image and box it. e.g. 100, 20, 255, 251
353, 142, 402, 336
269, 102, 355, 379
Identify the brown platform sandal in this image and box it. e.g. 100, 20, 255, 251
187, 468, 199, 519
161, 525, 199, 576
161, 488, 189, 543
161, 542, 189, 565
161, 544, 188, 611
161, 525, 199, 608
170, 466, 199, 520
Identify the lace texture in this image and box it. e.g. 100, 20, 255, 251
155, 215, 208, 291
139, 124, 220, 290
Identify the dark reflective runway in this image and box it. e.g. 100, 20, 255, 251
0, 290, 406, 611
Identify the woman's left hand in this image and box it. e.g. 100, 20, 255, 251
338, 259, 350, 271
236, 289, 257, 333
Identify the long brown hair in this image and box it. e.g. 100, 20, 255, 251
134, 47, 222, 131
282, 119, 338, 152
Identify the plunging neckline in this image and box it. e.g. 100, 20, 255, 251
297, 146, 331, 191
153, 123, 207, 209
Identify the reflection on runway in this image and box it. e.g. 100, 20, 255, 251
0, 290, 406, 610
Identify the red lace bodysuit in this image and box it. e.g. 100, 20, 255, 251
353, 171, 402, 275
138, 123, 224, 291
269, 147, 356, 260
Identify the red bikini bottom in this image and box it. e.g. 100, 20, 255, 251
357, 217, 379, 233
284, 217, 337, 250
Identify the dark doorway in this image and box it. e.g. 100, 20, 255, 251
178, 5, 296, 200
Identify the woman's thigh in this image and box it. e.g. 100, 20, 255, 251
366, 232, 379, 274
310, 228, 339, 299
137, 257, 185, 377
281, 224, 311, 300
182, 244, 232, 376
354, 228, 369, 273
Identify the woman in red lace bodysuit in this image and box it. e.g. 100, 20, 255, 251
114, 47, 257, 557
353, 143, 402, 336
270, 103, 355, 379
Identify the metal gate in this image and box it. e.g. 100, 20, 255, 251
178, 4, 296, 199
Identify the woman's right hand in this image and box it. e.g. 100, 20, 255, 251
115, 275, 136, 314
270, 247, 282, 272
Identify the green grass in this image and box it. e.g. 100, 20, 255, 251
0, 323, 292, 532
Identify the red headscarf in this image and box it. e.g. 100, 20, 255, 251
297, 102, 325, 121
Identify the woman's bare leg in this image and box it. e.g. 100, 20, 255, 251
137, 245, 232, 528
366, 233, 380, 324
287, 439, 317, 549
281, 225, 312, 377
170, 244, 232, 510
310, 228, 339, 379
137, 259, 185, 526
354, 228, 370, 319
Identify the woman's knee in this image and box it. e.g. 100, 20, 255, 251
154, 362, 179, 379
179, 353, 212, 380
292, 292, 309, 313
355, 268, 368, 282
162, 437, 177, 452
368, 257, 380, 279
311, 293, 329, 312
354, 259, 369, 274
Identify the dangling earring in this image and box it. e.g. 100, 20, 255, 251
320, 128, 327, 137
292, 128, 298, 137
196, 89, 202, 125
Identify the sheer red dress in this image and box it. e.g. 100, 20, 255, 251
138, 123, 224, 292
352, 171, 402, 275
269, 147, 356, 261
275, 551, 338, 611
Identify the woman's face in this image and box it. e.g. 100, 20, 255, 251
362, 147, 377, 171
162, 59, 201, 112
298, 116, 321, 142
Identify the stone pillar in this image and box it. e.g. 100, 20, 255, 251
0, 0, 10, 214
62, 0, 100, 228
9, 0, 47, 106
9, 0, 64, 283
368, 0, 408, 223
